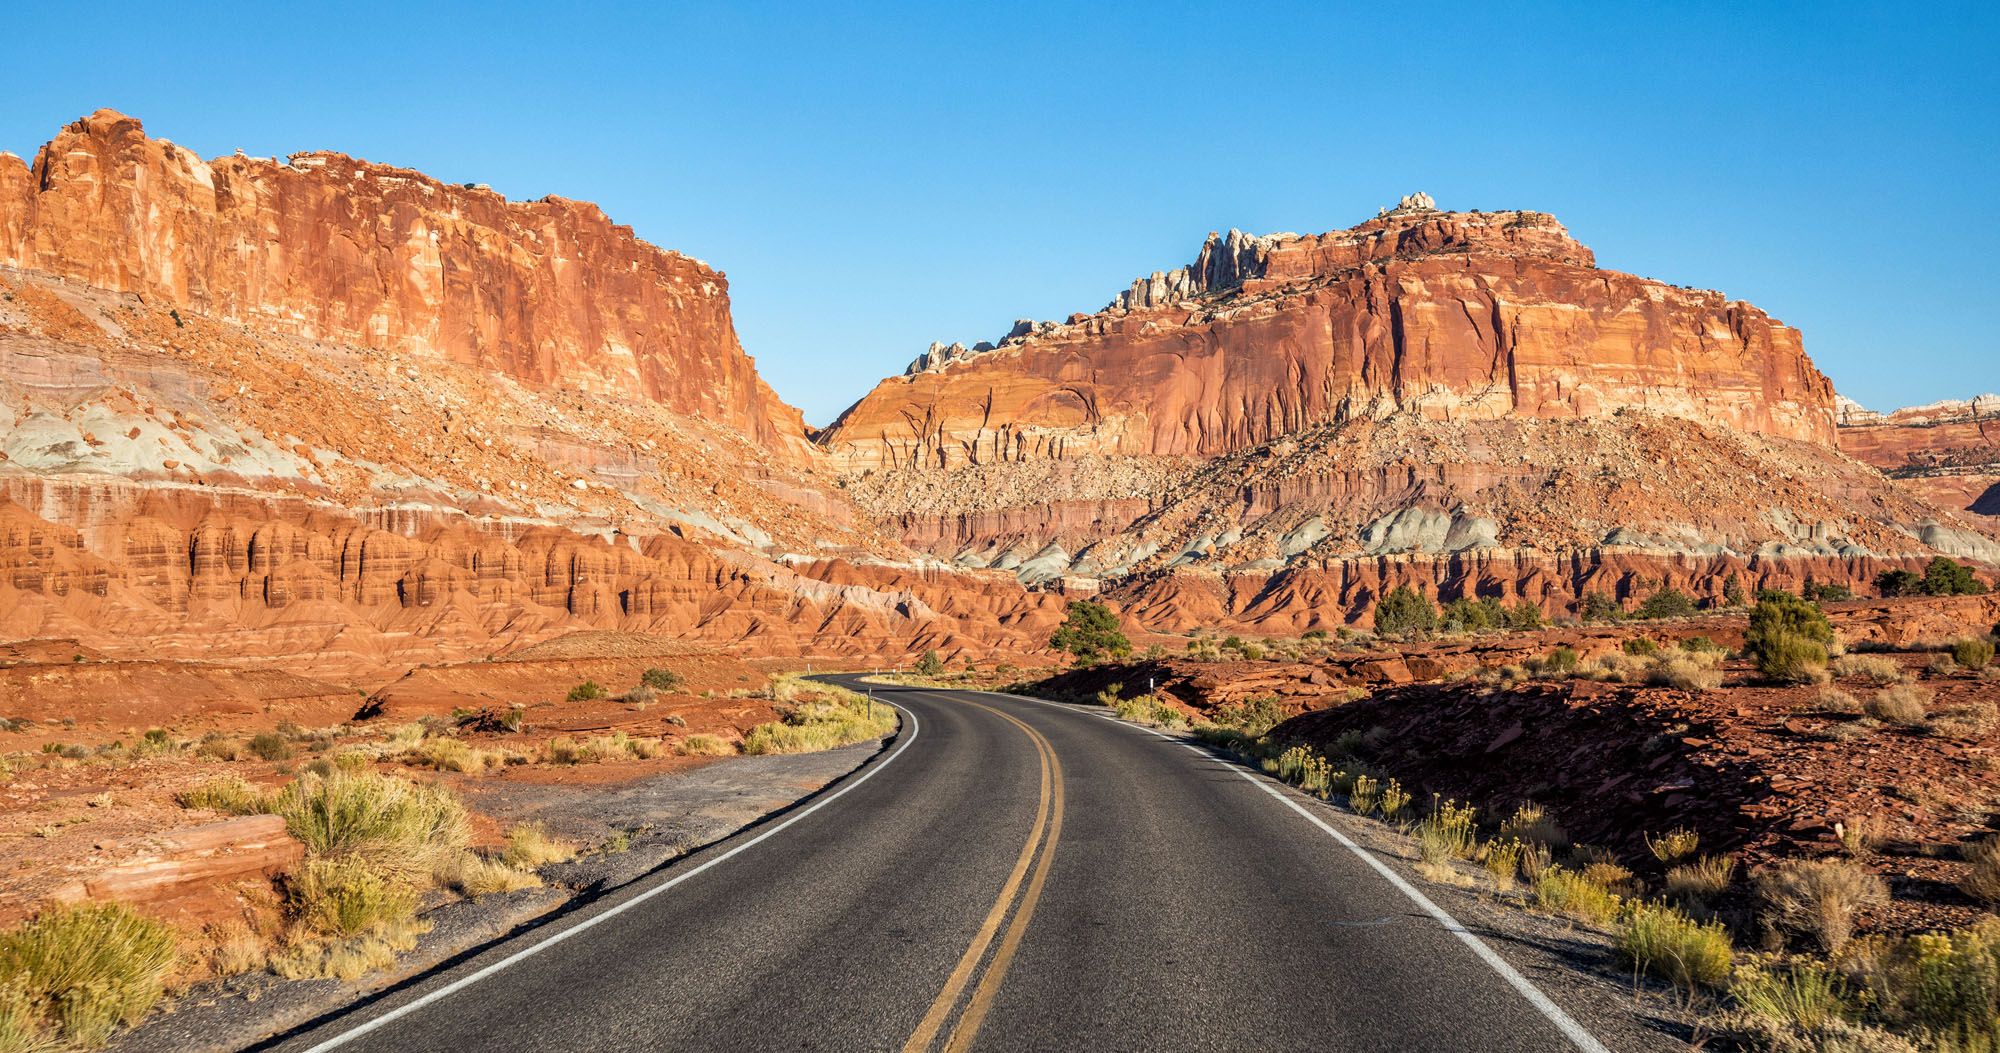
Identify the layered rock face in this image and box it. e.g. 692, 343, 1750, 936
822, 197, 1997, 616
821, 200, 1836, 472
0, 110, 806, 455
1838, 395, 2000, 518
0, 111, 1072, 672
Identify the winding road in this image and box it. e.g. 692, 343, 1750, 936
266, 678, 1640, 1052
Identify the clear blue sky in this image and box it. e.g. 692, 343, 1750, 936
7, 2, 1995, 425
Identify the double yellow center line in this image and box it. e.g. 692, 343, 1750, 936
901, 698, 1065, 1053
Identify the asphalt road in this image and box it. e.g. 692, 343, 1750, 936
267, 679, 1621, 1052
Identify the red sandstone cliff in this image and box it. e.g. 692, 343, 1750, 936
1838, 396, 2000, 518
0, 110, 807, 456
820, 199, 1835, 471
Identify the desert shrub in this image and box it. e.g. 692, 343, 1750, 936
1415, 799, 1479, 867
1758, 858, 1888, 953
245, 731, 293, 762
1206, 696, 1284, 738
269, 770, 469, 886
1833, 654, 1904, 684
640, 667, 684, 692
502, 823, 577, 869
1648, 827, 1701, 863
454, 705, 524, 734
1646, 654, 1723, 691
914, 650, 945, 677
1804, 581, 1855, 602
1961, 837, 2000, 908
1500, 803, 1568, 849
622, 683, 659, 707
1931, 700, 1999, 741
175, 774, 270, 815
1542, 647, 1581, 675
1721, 961, 1859, 1044
1634, 588, 1698, 620
1876, 568, 1924, 597
1623, 637, 1661, 657
403, 736, 512, 773
565, 680, 606, 703
1347, 774, 1379, 815
1617, 901, 1733, 989
270, 916, 427, 982
1954, 638, 1996, 671
1482, 839, 1526, 891
1813, 686, 1864, 715
1373, 586, 1438, 636
285, 856, 420, 937
1112, 693, 1188, 729
1746, 593, 1835, 683
1579, 591, 1624, 623
0, 903, 179, 1047
677, 734, 736, 757
1049, 600, 1130, 664
1866, 684, 1933, 727
1665, 855, 1737, 903
1504, 601, 1545, 629
1534, 868, 1622, 927
1923, 557, 1987, 597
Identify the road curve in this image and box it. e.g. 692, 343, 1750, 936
264, 678, 1619, 1052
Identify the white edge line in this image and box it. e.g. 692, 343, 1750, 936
973, 689, 1612, 1053
296, 697, 919, 1053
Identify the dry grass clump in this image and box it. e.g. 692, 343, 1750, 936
547, 732, 665, 765
1648, 826, 1701, 864
1757, 858, 1888, 953
1481, 839, 1526, 891
622, 683, 659, 708
402, 736, 517, 773
284, 856, 420, 938
1930, 699, 1999, 741
1960, 836, 2000, 905
1534, 868, 1623, 927
1109, 690, 1189, 729
1498, 803, 1567, 850
502, 824, 577, 869
742, 682, 898, 755
1648, 832, 1696, 868
1664, 854, 1737, 904
1864, 684, 1933, 727
1809, 685, 1865, 716
1414, 799, 1478, 881
1832, 654, 1904, 684
1644, 653, 1725, 692
269, 770, 469, 887
270, 916, 428, 982
1617, 901, 1733, 990
0, 903, 179, 1048
434, 852, 540, 897
676, 734, 737, 757
175, 774, 271, 815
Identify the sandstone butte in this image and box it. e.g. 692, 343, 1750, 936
0, 116, 1995, 675
819, 194, 2000, 629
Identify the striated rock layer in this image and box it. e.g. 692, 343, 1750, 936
821, 202, 1836, 472
0, 110, 807, 456
1838, 395, 2000, 519
820, 198, 1997, 608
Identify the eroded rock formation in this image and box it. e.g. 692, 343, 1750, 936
1838, 395, 2000, 518
0, 110, 806, 455
821, 204, 1835, 472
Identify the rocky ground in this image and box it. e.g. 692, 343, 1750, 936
1031, 592, 2000, 942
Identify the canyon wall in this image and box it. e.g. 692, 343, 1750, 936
0, 110, 806, 456
1838, 395, 2000, 518
820, 203, 1837, 472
